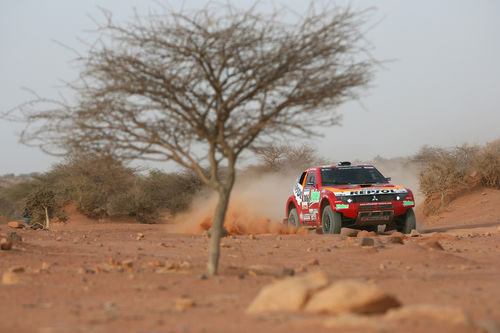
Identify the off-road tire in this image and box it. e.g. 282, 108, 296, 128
322, 206, 341, 234
397, 208, 416, 234
288, 208, 301, 229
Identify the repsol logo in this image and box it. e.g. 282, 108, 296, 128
348, 189, 396, 195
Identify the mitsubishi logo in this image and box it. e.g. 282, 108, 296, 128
371, 195, 378, 202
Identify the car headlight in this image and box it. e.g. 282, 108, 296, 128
396, 192, 409, 201
338, 196, 354, 203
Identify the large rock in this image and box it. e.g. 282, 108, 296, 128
305, 280, 401, 315
7, 221, 24, 229
385, 304, 472, 326
247, 271, 329, 313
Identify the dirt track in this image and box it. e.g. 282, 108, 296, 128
1, 190, 500, 333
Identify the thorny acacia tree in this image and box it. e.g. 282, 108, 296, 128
13, 3, 374, 274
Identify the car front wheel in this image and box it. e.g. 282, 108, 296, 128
397, 208, 416, 234
322, 206, 341, 234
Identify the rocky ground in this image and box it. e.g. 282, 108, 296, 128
1, 189, 500, 333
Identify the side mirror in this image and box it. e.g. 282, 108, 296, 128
385, 177, 391, 182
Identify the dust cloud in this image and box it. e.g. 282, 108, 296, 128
170, 159, 423, 235
170, 169, 309, 235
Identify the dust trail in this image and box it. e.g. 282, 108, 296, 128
170, 170, 308, 235
170, 159, 423, 235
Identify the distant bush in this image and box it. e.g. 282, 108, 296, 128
253, 144, 327, 172
0, 155, 204, 224
416, 140, 500, 215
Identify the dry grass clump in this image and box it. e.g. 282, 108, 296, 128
416, 139, 500, 216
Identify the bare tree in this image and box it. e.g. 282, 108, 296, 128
10, 2, 374, 274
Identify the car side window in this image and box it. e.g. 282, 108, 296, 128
305, 173, 316, 186
298, 172, 306, 185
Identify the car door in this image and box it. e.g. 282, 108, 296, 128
302, 172, 320, 224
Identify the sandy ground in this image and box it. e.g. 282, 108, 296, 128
1, 189, 500, 333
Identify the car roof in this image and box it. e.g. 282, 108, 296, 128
307, 164, 375, 172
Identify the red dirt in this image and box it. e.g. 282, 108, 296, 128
1, 189, 499, 332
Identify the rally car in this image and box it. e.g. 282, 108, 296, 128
285, 162, 416, 234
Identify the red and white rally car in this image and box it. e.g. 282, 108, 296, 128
285, 162, 416, 234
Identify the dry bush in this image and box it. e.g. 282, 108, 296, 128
416, 140, 499, 215
475, 139, 500, 188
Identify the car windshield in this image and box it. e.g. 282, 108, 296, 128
320, 167, 387, 185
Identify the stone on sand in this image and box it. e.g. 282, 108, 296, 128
340, 228, 359, 237
247, 271, 329, 313
1, 238, 13, 250
305, 280, 401, 315
7, 221, 24, 229
357, 230, 377, 238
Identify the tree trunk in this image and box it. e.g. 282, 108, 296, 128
207, 188, 231, 275
44, 206, 50, 230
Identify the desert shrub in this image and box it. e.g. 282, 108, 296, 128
475, 139, 500, 188
139, 170, 204, 215
416, 140, 500, 215
0, 155, 205, 223
52, 155, 137, 219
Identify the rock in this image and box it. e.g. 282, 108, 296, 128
136, 232, 144, 240
357, 230, 376, 238
247, 271, 329, 313
497, 226, 500, 233
1, 238, 13, 250
420, 237, 444, 251
148, 261, 163, 268
388, 235, 404, 244
249, 234, 256, 240
305, 280, 401, 315
198, 274, 208, 280
341, 228, 359, 237
41, 262, 50, 271
2, 272, 21, 285
308, 258, 319, 266
121, 260, 134, 269
410, 229, 420, 237
56, 236, 62, 241
157, 242, 167, 247
385, 304, 472, 326
358, 237, 375, 247
7, 221, 24, 229
175, 297, 196, 310
8, 266, 25, 273
179, 261, 191, 269
165, 261, 179, 270
323, 314, 388, 330
77, 267, 96, 274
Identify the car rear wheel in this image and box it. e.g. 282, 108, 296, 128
397, 208, 416, 234
322, 206, 341, 234
288, 208, 301, 229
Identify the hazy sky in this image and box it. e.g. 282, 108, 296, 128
1, 0, 499, 174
